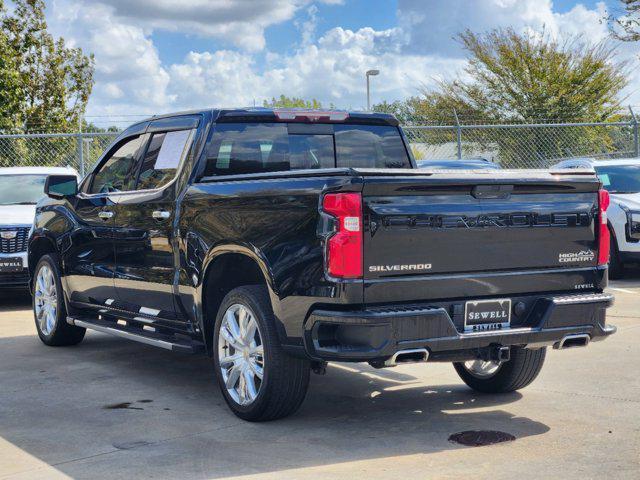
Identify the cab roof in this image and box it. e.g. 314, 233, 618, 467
136, 108, 399, 127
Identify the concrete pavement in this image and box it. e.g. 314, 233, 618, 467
0, 276, 639, 480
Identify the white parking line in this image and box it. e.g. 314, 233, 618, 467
609, 287, 638, 294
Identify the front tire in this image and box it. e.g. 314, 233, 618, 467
33, 254, 85, 346
212, 285, 310, 421
453, 347, 546, 393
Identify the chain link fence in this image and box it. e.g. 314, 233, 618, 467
0, 116, 638, 174
403, 118, 639, 168
0, 132, 117, 177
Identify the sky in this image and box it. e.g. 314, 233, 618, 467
40, 0, 640, 127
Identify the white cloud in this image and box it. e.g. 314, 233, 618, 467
49, 0, 172, 115
396, 0, 639, 104
296, 4, 319, 47
82, 0, 341, 51
552, 3, 609, 40
45, 0, 640, 120
164, 26, 466, 110
397, 0, 613, 55
103, 83, 124, 99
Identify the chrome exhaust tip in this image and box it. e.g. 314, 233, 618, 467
554, 333, 590, 350
384, 348, 429, 367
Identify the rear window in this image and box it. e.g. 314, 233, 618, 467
203, 122, 410, 176
334, 124, 410, 169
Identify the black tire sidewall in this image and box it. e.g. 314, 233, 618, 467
33, 254, 67, 344
453, 347, 546, 393
608, 232, 624, 279
212, 287, 274, 418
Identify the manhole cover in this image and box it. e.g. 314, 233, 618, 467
448, 430, 515, 446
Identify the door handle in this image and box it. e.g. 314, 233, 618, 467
98, 211, 114, 220
152, 210, 171, 220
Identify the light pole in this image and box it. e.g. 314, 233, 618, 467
366, 69, 379, 111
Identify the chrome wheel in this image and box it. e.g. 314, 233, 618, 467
463, 359, 501, 378
218, 303, 264, 406
34, 264, 58, 336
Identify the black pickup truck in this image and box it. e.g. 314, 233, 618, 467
29, 108, 615, 421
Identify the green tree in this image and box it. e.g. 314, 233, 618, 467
607, 0, 640, 43
0, 19, 21, 131
0, 0, 95, 168
372, 98, 424, 124
412, 28, 629, 167
263, 95, 323, 109
423, 28, 627, 122
1, 0, 94, 132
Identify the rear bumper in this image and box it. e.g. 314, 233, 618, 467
304, 292, 615, 362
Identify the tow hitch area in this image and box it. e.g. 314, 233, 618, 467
486, 345, 511, 363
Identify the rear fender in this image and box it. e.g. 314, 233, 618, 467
196, 244, 286, 353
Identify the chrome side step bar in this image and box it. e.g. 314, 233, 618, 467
554, 333, 590, 350
384, 348, 429, 367
67, 317, 204, 354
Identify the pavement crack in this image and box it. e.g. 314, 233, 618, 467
49, 423, 238, 468
531, 388, 639, 403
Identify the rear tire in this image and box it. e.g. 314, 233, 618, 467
453, 347, 546, 393
33, 254, 85, 346
212, 285, 310, 421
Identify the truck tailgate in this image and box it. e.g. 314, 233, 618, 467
360, 169, 601, 284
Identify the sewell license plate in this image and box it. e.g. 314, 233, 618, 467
464, 298, 511, 333
0, 257, 23, 273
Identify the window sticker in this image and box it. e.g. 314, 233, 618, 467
154, 130, 191, 170
260, 142, 273, 162
598, 173, 611, 187
216, 141, 232, 169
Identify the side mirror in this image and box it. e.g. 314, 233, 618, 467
45, 175, 78, 199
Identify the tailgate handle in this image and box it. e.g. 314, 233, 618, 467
472, 185, 513, 199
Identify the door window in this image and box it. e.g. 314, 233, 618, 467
135, 130, 191, 190
90, 136, 144, 194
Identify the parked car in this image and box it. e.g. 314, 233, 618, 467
29, 109, 615, 421
552, 158, 640, 277
416, 158, 501, 169
0, 167, 78, 288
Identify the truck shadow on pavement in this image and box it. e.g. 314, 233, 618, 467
0, 329, 550, 479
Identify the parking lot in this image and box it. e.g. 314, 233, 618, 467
0, 276, 638, 480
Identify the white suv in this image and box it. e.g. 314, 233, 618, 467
0, 166, 79, 288
553, 158, 640, 278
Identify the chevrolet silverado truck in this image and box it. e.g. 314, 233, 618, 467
29, 108, 615, 421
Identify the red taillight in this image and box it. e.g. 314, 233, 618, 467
598, 189, 610, 266
274, 110, 349, 122
322, 192, 363, 278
